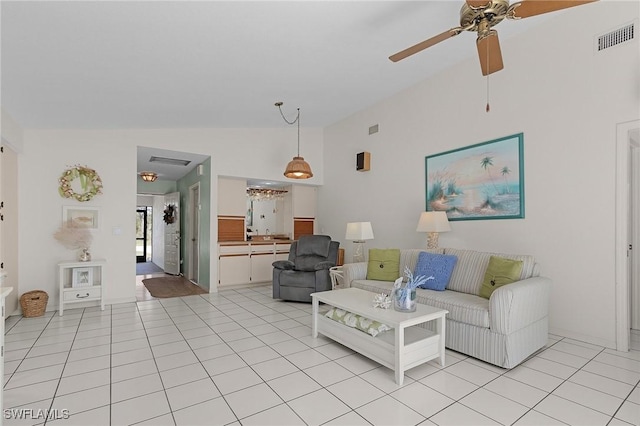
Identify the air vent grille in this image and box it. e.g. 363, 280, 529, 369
149, 156, 191, 166
597, 23, 635, 51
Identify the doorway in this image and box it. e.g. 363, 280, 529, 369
136, 207, 153, 263
629, 129, 639, 350
615, 119, 640, 352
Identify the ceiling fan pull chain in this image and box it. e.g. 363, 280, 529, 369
485, 40, 491, 113
486, 74, 490, 113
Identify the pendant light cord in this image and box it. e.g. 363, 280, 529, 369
276, 103, 301, 156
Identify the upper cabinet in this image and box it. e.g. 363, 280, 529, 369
292, 185, 316, 218
218, 177, 247, 217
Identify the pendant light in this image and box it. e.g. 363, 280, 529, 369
275, 101, 313, 179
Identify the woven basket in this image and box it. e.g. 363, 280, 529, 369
20, 290, 49, 318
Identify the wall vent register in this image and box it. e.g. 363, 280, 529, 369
597, 22, 635, 51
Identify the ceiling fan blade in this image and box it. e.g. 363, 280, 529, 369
389, 27, 464, 62
466, 0, 491, 8
477, 30, 504, 76
508, 0, 597, 19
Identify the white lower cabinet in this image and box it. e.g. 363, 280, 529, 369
219, 256, 251, 286
251, 252, 274, 283
219, 242, 290, 287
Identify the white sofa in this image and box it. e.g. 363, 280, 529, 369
341, 248, 551, 369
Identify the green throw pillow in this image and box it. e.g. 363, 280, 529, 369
367, 249, 400, 281
479, 256, 524, 299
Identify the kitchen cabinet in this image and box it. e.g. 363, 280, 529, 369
218, 177, 247, 217
218, 242, 291, 287
292, 185, 317, 218
250, 244, 275, 283
218, 245, 250, 286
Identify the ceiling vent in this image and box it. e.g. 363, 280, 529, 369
149, 156, 191, 166
597, 22, 635, 52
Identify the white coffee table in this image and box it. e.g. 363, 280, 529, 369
311, 287, 448, 385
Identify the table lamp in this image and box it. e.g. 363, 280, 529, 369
416, 212, 451, 249
345, 222, 374, 263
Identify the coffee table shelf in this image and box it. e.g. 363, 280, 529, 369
311, 288, 448, 385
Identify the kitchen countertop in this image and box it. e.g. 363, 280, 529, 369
218, 240, 293, 245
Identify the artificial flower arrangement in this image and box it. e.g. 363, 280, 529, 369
54, 220, 93, 261
391, 267, 434, 312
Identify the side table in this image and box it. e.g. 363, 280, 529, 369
58, 259, 106, 316
329, 266, 344, 290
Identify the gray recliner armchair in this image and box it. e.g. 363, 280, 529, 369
272, 235, 340, 302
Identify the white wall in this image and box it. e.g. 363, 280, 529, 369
1, 109, 25, 153
319, 1, 640, 348
18, 127, 324, 306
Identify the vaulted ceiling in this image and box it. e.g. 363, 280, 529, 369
1, 1, 561, 130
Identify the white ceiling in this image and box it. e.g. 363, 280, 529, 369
0, 0, 564, 130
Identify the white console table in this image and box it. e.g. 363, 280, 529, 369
58, 259, 106, 316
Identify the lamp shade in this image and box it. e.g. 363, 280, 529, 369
345, 222, 374, 241
283, 156, 313, 179
416, 211, 451, 233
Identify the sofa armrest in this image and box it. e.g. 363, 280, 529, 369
314, 261, 336, 271
490, 276, 551, 334
341, 262, 368, 288
273, 260, 295, 270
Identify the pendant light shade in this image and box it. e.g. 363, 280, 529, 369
284, 156, 313, 179
276, 102, 313, 179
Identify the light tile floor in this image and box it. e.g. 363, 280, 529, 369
3, 285, 639, 426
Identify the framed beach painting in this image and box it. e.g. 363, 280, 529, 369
425, 133, 524, 221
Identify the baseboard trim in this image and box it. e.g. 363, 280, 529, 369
549, 326, 616, 350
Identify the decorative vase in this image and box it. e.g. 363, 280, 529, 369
393, 287, 416, 312
78, 248, 91, 262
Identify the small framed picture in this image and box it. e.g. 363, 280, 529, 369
63, 206, 100, 230
72, 267, 94, 288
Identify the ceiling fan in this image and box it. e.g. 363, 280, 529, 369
389, 0, 598, 76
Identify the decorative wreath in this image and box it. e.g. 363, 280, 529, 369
58, 165, 103, 202
163, 204, 176, 224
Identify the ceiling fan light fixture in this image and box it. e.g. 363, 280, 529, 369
139, 171, 158, 182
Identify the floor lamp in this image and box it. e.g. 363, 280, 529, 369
345, 222, 374, 263
416, 212, 451, 249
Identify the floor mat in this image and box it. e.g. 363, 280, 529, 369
142, 276, 206, 298
136, 262, 164, 275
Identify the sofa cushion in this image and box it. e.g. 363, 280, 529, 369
414, 252, 458, 291
479, 256, 524, 299
367, 249, 400, 281
444, 248, 536, 296
351, 279, 490, 328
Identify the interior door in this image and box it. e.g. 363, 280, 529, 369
164, 192, 180, 275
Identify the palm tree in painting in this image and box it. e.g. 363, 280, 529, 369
480, 156, 499, 194
501, 166, 511, 194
